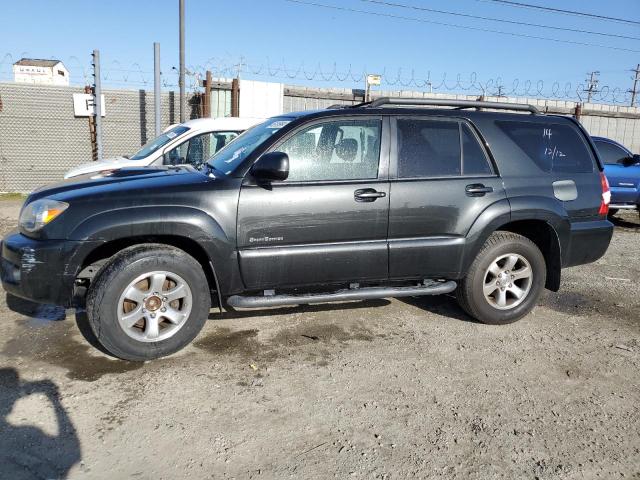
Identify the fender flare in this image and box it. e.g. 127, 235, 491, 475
461, 196, 569, 289
69, 205, 236, 295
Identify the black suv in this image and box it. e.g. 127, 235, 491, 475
1, 98, 613, 360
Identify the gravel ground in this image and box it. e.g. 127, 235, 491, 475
0, 198, 638, 479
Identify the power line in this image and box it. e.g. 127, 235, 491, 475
279, 0, 640, 53
474, 0, 640, 26
359, 0, 640, 41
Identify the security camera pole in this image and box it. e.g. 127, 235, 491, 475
365, 74, 381, 102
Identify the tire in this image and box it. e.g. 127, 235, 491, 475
86, 244, 211, 361
456, 232, 546, 325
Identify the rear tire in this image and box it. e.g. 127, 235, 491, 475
456, 232, 546, 325
86, 244, 211, 361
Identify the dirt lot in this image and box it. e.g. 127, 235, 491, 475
0, 197, 638, 479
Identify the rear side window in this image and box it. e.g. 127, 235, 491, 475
396, 119, 493, 178
496, 121, 594, 173
594, 141, 630, 166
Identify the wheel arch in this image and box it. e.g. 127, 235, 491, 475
494, 219, 562, 291
77, 236, 223, 308
68, 205, 238, 302
462, 197, 569, 292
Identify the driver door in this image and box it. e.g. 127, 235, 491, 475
236, 116, 390, 290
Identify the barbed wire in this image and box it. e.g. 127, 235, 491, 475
0, 53, 634, 105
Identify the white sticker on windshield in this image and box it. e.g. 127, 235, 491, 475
267, 120, 290, 129
225, 147, 246, 163
166, 132, 177, 139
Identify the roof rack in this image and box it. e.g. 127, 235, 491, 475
365, 97, 540, 114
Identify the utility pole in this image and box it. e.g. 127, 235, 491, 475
584, 71, 600, 103
204, 70, 212, 117
629, 64, 640, 107
91, 49, 103, 161
179, 0, 186, 122
154, 42, 161, 136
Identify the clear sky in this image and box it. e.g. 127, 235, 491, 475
1, 0, 639, 102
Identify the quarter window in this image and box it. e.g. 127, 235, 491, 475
276, 119, 381, 182
496, 121, 594, 173
396, 119, 492, 178
462, 124, 493, 175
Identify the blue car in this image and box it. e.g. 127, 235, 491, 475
592, 136, 640, 215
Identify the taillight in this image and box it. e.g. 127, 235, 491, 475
599, 172, 611, 216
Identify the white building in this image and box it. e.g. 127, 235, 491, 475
13, 58, 69, 86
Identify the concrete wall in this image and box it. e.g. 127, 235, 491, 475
282, 86, 640, 152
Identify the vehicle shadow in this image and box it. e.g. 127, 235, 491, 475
212, 298, 391, 320
609, 212, 640, 230
5, 294, 66, 322
0, 368, 81, 478
398, 294, 480, 324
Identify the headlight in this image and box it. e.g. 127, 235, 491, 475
19, 199, 69, 233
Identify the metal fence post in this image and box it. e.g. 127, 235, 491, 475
92, 49, 103, 161
179, 0, 186, 122
154, 42, 161, 136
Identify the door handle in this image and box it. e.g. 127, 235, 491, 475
465, 184, 493, 197
354, 188, 386, 202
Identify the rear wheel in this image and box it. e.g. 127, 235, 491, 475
456, 232, 546, 325
86, 244, 211, 361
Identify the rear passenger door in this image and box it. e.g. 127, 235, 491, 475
388, 117, 506, 280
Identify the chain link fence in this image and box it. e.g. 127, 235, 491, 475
0, 82, 200, 192
1, 81, 639, 192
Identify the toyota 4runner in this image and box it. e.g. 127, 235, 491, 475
1, 98, 614, 361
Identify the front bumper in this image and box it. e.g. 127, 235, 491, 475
1, 231, 100, 306
563, 219, 614, 268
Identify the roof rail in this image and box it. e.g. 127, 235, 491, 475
366, 97, 540, 114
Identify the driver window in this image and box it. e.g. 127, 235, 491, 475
276, 119, 381, 182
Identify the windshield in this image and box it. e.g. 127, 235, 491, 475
130, 125, 190, 160
207, 118, 292, 174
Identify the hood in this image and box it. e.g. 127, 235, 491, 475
63, 156, 147, 179
30, 165, 210, 203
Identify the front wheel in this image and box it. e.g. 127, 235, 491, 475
86, 244, 211, 361
456, 232, 546, 325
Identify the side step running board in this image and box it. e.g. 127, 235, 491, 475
226, 281, 457, 309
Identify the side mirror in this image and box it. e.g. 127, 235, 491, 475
251, 151, 289, 181
622, 155, 638, 167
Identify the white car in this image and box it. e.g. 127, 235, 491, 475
64, 117, 263, 179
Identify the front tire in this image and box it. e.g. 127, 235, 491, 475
86, 244, 211, 361
456, 232, 546, 325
